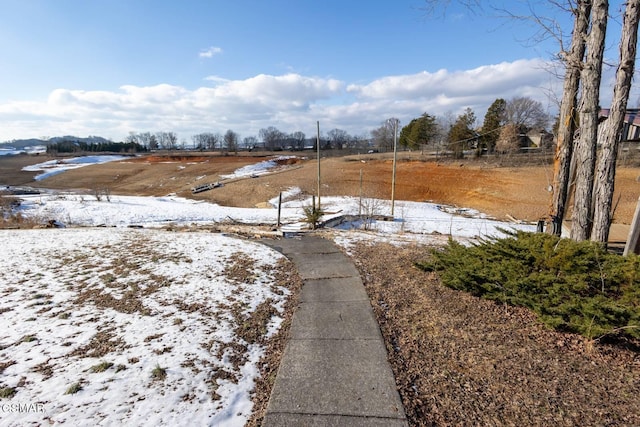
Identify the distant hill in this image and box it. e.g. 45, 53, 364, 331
48, 135, 114, 145
0, 138, 46, 150
0, 135, 115, 150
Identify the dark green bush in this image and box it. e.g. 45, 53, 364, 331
418, 230, 640, 340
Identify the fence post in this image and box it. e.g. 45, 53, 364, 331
624, 196, 640, 256
277, 192, 282, 227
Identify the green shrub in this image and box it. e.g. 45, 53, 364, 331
418, 231, 640, 340
302, 205, 324, 230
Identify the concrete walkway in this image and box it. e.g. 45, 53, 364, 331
261, 234, 407, 426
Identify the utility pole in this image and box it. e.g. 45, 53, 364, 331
359, 168, 363, 216
316, 121, 321, 211
391, 118, 398, 217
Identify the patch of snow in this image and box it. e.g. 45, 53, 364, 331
22, 155, 129, 180
268, 187, 303, 208
220, 156, 298, 180
0, 146, 47, 156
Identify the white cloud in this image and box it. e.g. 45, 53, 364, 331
199, 46, 223, 58
347, 59, 551, 100
0, 59, 578, 142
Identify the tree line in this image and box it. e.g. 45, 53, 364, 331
123, 128, 374, 153
369, 95, 550, 157
46, 138, 147, 154
45, 95, 550, 157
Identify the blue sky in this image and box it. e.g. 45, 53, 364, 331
0, 0, 631, 142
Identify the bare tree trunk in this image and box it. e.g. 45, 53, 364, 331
549, 0, 591, 235
591, 0, 640, 244
570, 0, 608, 241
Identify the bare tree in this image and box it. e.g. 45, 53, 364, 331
259, 126, 285, 151
125, 132, 138, 146
570, 0, 608, 241
243, 136, 258, 151
290, 131, 306, 150
192, 133, 206, 151
351, 134, 370, 150
126, 131, 154, 150
422, 0, 483, 15
156, 131, 178, 150
210, 133, 222, 151
571, 0, 609, 241
327, 128, 349, 149
504, 96, 549, 131
223, 129, 239, 154
550, 0, 592, 235
371, 118, 399, 152
591, 0, 640, 243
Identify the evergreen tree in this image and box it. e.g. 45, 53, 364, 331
481, 98, 506, 153
399, 113, 438, 150
447, 108, 476, 159
495, 123, 520, 154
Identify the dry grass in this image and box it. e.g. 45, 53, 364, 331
246, 258, 304, 427
0, 191, 43, 228
349, 241, 640, 426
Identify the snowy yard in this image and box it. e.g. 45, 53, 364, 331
0, 228, 294, 426
0, 155, 537, 426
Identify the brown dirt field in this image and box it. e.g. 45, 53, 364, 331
4, 152, 640, 227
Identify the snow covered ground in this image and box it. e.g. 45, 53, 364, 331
0, 229, 290, 426
0, 155, 536, 426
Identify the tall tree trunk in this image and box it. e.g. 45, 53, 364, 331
570, 0, 608, 241
591, 0, 640, 244
549, 0, 592, 235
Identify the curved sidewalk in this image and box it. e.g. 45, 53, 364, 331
261, 235, 407, 426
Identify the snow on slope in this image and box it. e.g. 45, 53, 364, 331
22, 155, 129, 180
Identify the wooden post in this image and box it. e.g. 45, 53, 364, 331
391, 119, 398, 217
624, 196, 640, 256
316, 121, 321, 211
359, 169, 363, 216
277, 192, 282, 227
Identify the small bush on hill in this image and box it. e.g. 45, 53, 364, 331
418, 230, 640, 340
302, 205, 324, 230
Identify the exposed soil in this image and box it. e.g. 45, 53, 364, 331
349, 241, 640, 426
4, 151, 640, 228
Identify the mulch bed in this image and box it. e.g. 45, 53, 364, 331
348, 241, 640, 426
